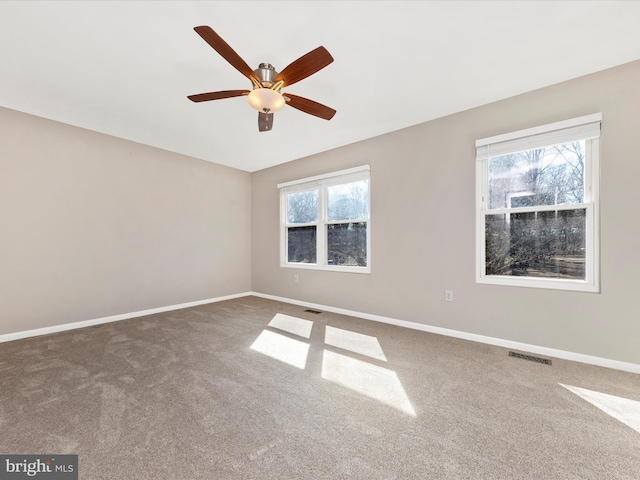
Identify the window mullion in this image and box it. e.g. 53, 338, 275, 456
326, 218, 369, 225
284, 221, 318, 228
487, 203, 590, 216
317, 185, 327, 268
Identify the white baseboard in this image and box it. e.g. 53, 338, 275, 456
0, 292, 252, 344
251, 292, 640, 375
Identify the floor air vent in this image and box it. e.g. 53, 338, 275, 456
304, 309, 322, 314
509, 351, 552, 365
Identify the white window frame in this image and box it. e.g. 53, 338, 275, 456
475, 113, 601, 292
278, 165, 371, 273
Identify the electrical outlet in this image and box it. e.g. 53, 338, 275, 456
293, 275, 299, 283
445, 290, 453, 302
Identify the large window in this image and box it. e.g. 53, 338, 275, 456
279, 166, 370, 273
476, 114, 601, 292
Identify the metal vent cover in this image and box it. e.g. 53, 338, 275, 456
509, 351, 552, 365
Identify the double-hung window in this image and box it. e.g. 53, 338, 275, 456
278, 166, 370, 273
476, 113, 601, 292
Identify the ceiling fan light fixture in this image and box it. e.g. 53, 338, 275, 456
247, 88, 285, 114
189, 26, 336, 131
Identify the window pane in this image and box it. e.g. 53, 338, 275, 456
327, 222, 367, 267
327, 180, 369, 221
287, 190, 318, 223
485, 209, 586, 279
488, 141, 585, 209
287, 226, 316, 263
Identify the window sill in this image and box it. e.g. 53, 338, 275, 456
282, 263, 370, 274
477, 275, 599, 293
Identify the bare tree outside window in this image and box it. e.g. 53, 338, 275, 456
327, 180, 368, 221
286, 190, 318, 263
287, 226, 317, 263
485, 141, 587, 279
287, 190, 318, 223
326, 181, 368, 267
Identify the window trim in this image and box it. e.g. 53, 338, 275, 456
475, 114, 601, 292
279, 166, 371, 274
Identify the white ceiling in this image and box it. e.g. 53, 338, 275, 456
1, 1, 639, 172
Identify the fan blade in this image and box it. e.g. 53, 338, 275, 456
285, 93, 336, 120
273, 46, 333, 87
187, 90, 250, 103
258, 112, 274, 132
194, 26, 255, 80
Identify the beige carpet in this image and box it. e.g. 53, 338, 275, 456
1, 296, 639, 479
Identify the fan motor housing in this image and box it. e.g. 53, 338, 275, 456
254, 63, 278, 86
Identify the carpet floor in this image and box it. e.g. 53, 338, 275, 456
1, 296, 639, 479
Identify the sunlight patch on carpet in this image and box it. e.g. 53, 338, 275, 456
322, 350, 416, 416
561, 384, 640, 434
268, 313, 313, 339
325, 326, 388, 361
250, 330, 309, 369
252, 314, 414, 415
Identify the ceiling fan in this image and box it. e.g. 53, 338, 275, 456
188, 26, 336, 132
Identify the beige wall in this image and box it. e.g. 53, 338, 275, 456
251, 60, 640, 365
1, 107, 251, 335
